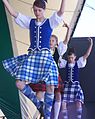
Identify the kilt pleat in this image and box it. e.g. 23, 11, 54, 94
2, 54, 27, 76
2, 50, 58, 86
62, 81, 84, 103
54, 75, 64, 93
29, 81, 46, 92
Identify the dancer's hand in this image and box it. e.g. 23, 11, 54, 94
88, 37, 93, 46
63, 21, 69, 29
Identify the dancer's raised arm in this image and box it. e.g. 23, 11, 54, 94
57, 0, 66, 16
63, 22, 70, 45
2, 0, 18, 18
83, 37, 93, 60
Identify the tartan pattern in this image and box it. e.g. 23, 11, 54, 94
29, 81, 46, 92
21, 85, 41, 108
76, 108, 82, 119
29, 75, 64, 92
62, 81, 84, 103
44, 93, 54, 118
29, 76, 64, 93
54, 75, 64, 93
2, 50, 58, 86
2, 54, 27, 76
62, 109, 68, 119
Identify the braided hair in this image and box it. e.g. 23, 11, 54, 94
33, 0, 47, 9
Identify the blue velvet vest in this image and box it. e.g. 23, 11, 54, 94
29, 19, 52, 51
65, 62, 79, 83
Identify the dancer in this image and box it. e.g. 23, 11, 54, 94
59, 37, 93, 119
50, 22, 70, 119
29, 22, 70, 119
2, 0, 66, 118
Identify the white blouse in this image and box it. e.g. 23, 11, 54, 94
59, 56, 87, 68
57, 41, 67, 56
14, 12, 63, 29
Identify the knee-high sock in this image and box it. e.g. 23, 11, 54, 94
76, 108, 82, 119
21, 85, 41, 108
44, 92, 54, 119
54, 101, 61, 119
61, 109, 68, 119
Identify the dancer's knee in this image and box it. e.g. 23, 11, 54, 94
16, 80, 26, 90
62, 101, 67, 110
46, 85, 54, 94
76, 101, 82, 109
55, 92, 61, 102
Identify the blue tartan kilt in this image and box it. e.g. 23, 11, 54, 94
2, 50, 58, 86
62, 81, 84, 103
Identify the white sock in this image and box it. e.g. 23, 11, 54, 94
54, 101, 61, 119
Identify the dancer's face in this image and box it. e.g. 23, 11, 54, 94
50, 36, 57, 49
67, 54, 76, 63
33, 6, 45, 20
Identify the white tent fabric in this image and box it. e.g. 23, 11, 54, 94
5, 0, 85, 118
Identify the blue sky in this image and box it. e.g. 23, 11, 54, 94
73, 0, 95, 37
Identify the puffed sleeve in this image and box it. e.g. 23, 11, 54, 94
58, 56, 67, 68
77, 56, 87, 68
49, 12, 63, 29
57, 41, 67, 56
14, 13, 31, 29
